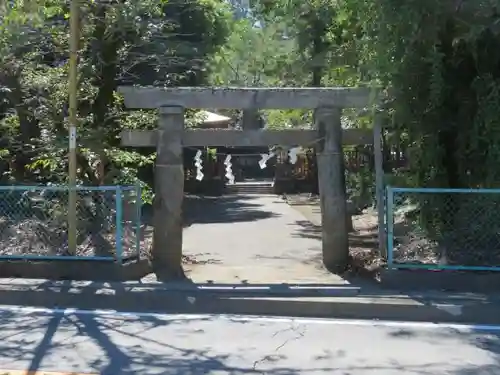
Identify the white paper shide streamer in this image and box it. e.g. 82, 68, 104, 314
259, 152, 275, 169
194, 150, 204, 181
224, 154, 235, 184
288, 147, 300, 165
192, 147, 301, 185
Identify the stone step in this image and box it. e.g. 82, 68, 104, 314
225, 183, 274, 195
225, 189, 274, 195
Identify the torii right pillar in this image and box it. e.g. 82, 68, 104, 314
315, 106, 349, 272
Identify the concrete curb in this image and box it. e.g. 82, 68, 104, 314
0, 259, 151, 281
128, 284, 362, 297
0, 281, 360, 297
0, 280, 499, 325
379, 269, 500, 293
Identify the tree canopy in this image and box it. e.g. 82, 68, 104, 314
0, 0, 231, 197
2, 0, 500, 192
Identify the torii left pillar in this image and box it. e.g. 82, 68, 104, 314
152, 106, 185, 279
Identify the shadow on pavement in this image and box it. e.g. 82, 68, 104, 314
182, 195, 280, 227
385, 325, 500, 374
139, 194, 279, 228
289, 219, 382, 286
0, 282, 499, 374
0, 287, 331, 374
290, 219, 378, 250
458, 332, 500, 374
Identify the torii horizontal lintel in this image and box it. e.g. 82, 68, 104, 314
120, 129, 373, 148
117, 86, 376, 109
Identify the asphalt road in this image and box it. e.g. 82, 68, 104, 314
0, 305, 498, 375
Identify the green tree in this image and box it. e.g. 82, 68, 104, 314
343, 0, 500, 259
253, 0, 363, 87
209, 19, 297, 87
208, 14, 303, 127
0, 0, 231, 190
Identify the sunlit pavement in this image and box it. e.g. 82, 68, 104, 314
0, 305, 498, 375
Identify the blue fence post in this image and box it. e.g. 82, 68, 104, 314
386, 186, 394, 268
115, 186, 123, 263
135, 183, 141, 258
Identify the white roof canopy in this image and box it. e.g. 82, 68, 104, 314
199, 110, 231, 124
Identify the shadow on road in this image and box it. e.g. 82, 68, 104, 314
385, 326, 500, 374
0, 304, 325, 374
0, 281, 499, 374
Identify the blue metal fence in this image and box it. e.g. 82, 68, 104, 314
0, 185, 142, 262
386, 186, 500, 272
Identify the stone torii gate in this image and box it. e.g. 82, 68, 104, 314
118, 87, 374, 279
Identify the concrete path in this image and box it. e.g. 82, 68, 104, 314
0, 305, 498, 374
183, 194, 343, 284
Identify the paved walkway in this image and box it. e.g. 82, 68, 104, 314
183, 194, 346, 284
0, 305, 498, 374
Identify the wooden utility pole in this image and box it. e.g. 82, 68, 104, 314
67, 0, 80, 254
373, 113, 386, 258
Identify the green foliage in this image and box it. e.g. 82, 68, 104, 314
209, 19, 298, 86
253, 0, 364, 87
265, 110, 311, 129
5, 0, 495, 234
215, 0, 500, 242
0, 0, 231, 192
345, 0, 500, 189
339, 0, 500, 242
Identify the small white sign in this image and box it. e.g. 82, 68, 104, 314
69, 127, 76, 149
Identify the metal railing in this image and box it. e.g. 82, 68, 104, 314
0, 185, 142, 262
386, 187, 500, 271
